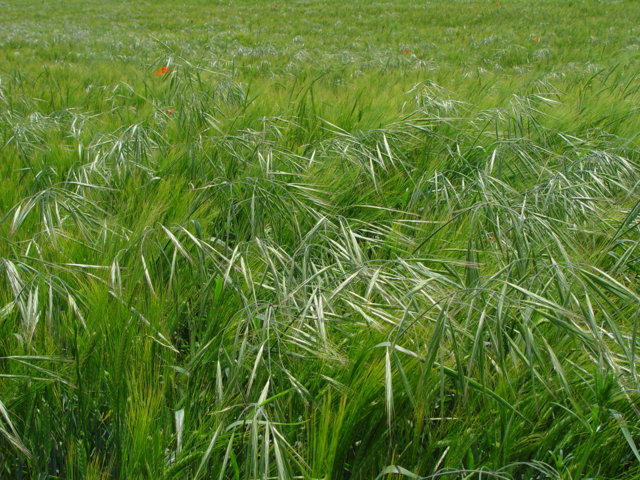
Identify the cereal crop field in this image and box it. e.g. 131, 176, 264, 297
2, 1, 640, 478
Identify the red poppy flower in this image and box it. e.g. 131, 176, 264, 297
155, 66, 170, 76
403, 49, 410, 54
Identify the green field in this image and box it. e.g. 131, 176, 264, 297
2, 0, 640, 478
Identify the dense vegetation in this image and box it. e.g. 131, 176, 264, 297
2, 0, 640, 478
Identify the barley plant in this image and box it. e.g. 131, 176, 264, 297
1, 0, 640, 478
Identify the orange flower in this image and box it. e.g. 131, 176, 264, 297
495, 1, 501, 5
532, 37, 540, 43
155, 66, 170, 76
166, 108, 176, 115
273, 3, 278, 7
403, 49, 410, 54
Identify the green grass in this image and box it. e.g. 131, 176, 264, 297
1, 0, 640, 478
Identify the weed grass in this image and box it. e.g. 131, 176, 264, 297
1, 0, 640, 478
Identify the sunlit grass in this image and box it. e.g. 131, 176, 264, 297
1, 0, 640, 478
